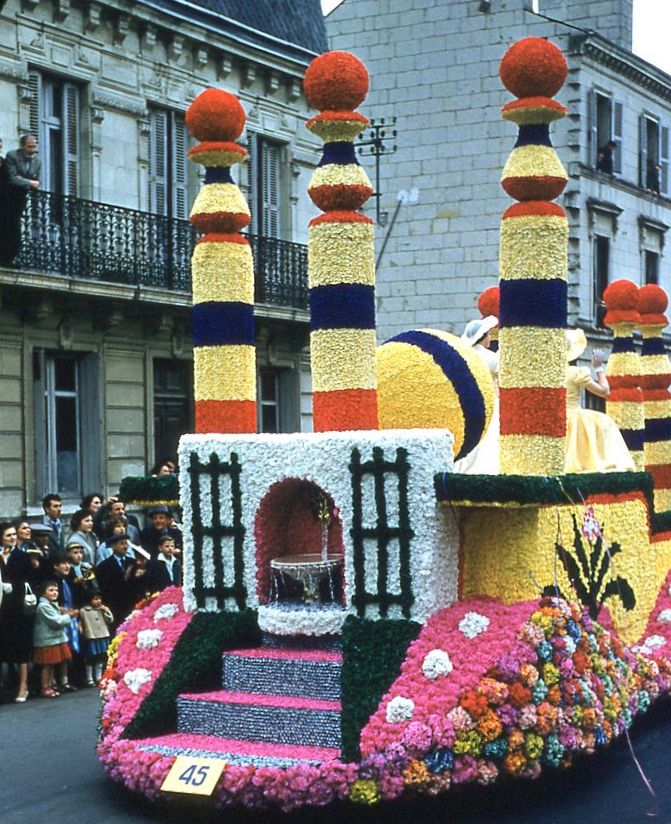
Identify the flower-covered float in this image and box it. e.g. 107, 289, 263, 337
99, 39, 671, 813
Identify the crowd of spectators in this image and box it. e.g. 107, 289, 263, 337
0, 480, 183, 703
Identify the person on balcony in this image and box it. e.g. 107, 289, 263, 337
0, 134, 41, 266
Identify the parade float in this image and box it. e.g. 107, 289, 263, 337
98, 38, 671, 812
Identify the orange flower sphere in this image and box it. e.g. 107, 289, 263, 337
603, 279, 638, 311
638, 283, 668, 315
478, 286, 500, 319
500, 37, 568, 99
304, 50, 369, 111
186, 88, 246, 142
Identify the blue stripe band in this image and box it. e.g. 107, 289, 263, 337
205, 167, 233, 184
645, 417, 671, 442
319, 142, 359, 167
514, 124, 552, 148
611, 338, 636, 354
620, 428, 645, 452
193, 301, 255, 347
642, 338, 668, 356
387, 330, 485, 460
499, 279, 567, 328
309, 283, 376, 330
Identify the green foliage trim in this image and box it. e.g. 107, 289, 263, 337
340, 615, 421, 762
122, 609, 260, 740
118, 475, 180, 505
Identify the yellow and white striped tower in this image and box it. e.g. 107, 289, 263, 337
185, 88, 256, 433
637, 284, 671, 510
304, 51, 378, 432
497, 38, 569, 474
603, 280, 644, 470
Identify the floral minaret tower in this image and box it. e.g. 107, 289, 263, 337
637, 284, 671, 510
603, 280, 644, 471
304, 51, 378, 432
185, 89, 256, 433
497, 38, 569, 475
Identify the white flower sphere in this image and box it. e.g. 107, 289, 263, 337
386, 696, 415, 724
123, 668, 153, 694
136, 629, 163, 649
422, 648, 453, 680
658, 609, 671, 624
459, 611, 490, 639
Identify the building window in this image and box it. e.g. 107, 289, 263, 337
258, 367, 280, 433
28, 70, 80, 195
148, 107, 190, 219
639, 114, 669, 196
153, 358, 192, 467
593, 235, 610, 326
33, 350, 100, 499
240, 134, 283, 238
589, 91, 623, 175
645, 249, 660, 285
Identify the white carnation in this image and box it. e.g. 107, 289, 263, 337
386, 696, 415, 724
459, 611, 490, 639
136, 629, 163, 649
154, 603, 180, 622
123, 668, 153, 694
658, 609, 671, 624
422, 648, 453, 680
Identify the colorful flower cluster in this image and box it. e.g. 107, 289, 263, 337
304, 51, 378, 432
186, 88, 256, 435
354, 597, 671, 802
376, 329, 495, 461
498, 38, 569, 475
637, 284, 671, 512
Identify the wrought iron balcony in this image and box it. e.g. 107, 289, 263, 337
13, 190, 308, 311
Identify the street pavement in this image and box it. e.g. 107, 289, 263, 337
0, 688, 669, 824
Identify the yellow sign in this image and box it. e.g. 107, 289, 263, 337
161, 755, 225, 796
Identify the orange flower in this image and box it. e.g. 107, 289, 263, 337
503, 751, 527, 775
460, 690, 490, 719
477, 709, 503, 742
546, 685, 561, 705
508, 682, 532, 708
403, 759, 430, 787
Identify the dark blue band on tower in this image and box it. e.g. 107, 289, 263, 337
387, 330, 486, 460
319, 142, 359, 167
645, 417, 671, 442
611, 337, 637, 354
642, 338, 668, 356
499, 278, 567, 328
620, 428, 645, 452
205, 166, 234, 184
193, 301, 255, 347
514, 124, 551, 148
310, 283, 376, 330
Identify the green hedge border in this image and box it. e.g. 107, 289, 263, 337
122, 609, 260, 740
119, 475, 180, 506
340, 615, 421, 762
434, 471, 671, 534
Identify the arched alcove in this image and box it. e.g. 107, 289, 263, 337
254, 477, 344, 604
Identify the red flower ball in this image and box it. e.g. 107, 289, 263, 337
500, 37, 568, 99
304, 51, 369, 111
186, 88, 246, 142
478, 286, 500, 319
638, 283, 668, 315
602, 279, 638, 311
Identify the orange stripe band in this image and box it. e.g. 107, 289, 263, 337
502, 201, 565, 219
195, 399, 257, 434
499, 387, 566, 436
312, 388, 378, 432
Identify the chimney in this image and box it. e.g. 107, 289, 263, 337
539, 0, 633, 51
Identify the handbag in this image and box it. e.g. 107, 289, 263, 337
23, 582, 37, 615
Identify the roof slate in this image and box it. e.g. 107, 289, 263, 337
182, 0, 327, 55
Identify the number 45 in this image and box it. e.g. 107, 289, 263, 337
179, 764, 210, 786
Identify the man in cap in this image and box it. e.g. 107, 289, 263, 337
95, 533, 147, 630
139, 505, 182, 559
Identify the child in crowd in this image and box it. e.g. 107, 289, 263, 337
52, 553, 79, 691
147, 534, 182, 591
79, 590, 113, 686
66, 543, 93, 607
32, 580, 76, 698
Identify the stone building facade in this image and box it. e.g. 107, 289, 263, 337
0, 0, 325, 516
328, 0, 671, 344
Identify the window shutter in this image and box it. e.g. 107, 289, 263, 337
27, 70, 42, 140
172, 113, 189, 220
588, 89, 597, 168
661, 125, 670, 196
639, 115, 648, 188
62, 83, 79, 196
612, 99, 623, 175
261, 140, 281, 239
243, 132, 258, 235
148, 108, 168, 216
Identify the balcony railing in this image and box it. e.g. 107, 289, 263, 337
13, 190, 308, 310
